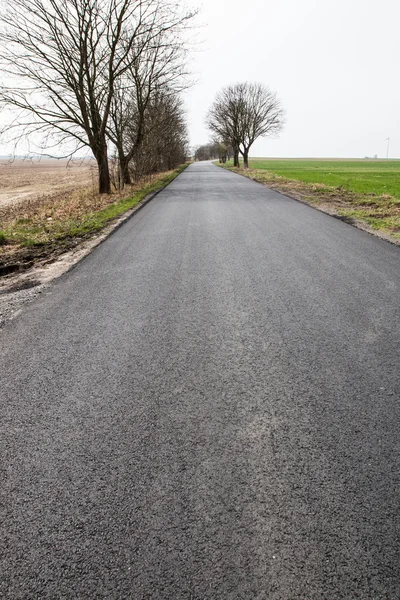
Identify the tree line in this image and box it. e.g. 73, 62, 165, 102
0, 0, 195, 194
194, 142, 233, 163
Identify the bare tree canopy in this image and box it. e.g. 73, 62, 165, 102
107, 7, 193, 187
0, 0, 195, 193
133, 90, 189, 178
194, 142, 219, 161
206, 82, 285, 168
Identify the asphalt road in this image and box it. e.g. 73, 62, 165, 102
1, 162, 399, 599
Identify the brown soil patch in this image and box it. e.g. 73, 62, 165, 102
0, 158, 96, 209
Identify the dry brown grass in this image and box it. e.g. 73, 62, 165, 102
0, 158, 168, 235
0, 174, 153, 227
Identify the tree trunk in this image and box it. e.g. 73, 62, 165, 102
243, 148, 249, 169
97, 145, 111, 194
119, 155, 131, 186
234, 150, 240, 168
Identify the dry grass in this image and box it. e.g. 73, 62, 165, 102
1, 175, 149, 232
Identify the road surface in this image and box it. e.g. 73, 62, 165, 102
1, 162, 399, 599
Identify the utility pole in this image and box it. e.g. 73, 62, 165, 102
386, 137, 390, 159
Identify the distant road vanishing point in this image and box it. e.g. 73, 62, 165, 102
1, 161, 399, 598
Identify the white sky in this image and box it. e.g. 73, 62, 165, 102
186, 0, 400, 158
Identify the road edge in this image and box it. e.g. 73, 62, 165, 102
0, 164, 189, 328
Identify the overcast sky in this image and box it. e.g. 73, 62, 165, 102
187, 0, 400, 158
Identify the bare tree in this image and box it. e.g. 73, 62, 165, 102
0, 0, 188, 193
107, 4, 194, 187
206, 90, 241, 167
130, 90, 188, 178
207, 82, 284, 169
194, 142, 219, 161
213, 140, 233, 163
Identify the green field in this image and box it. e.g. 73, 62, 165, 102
219, 158, 400, 240
247, 159, 400, 199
